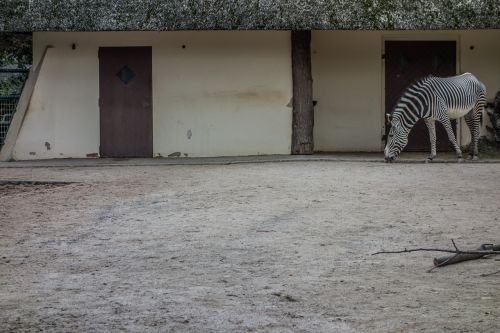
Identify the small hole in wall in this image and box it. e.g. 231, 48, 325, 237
182, 45, 186, 49
469, 45, 475, 50
72, 43, 76, 50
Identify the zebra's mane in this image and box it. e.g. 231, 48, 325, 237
392, 75, 434, 114
404, 75, 434, 92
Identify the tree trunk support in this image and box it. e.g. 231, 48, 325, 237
291, 30, 314, 155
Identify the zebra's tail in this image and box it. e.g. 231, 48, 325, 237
479, 82, 489, 127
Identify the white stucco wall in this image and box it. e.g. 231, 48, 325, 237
14, 31, 292, 159
14, 46, 100, 159
312, 31, 383, 152
460, 30, 500, 144
12, 30, 500, 159
312, 30, 500, 152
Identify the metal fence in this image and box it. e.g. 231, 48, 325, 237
0, 69, 29, 148
0, 95, 21, 147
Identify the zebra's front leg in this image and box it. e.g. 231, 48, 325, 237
424, 118, 437, 161
438, 115, 462, 161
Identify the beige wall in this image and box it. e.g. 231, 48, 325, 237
312, 30, 500, 152
312, 31, 383, 152
14, 31, 292, 159
12, 30, 500, 159
14, 46, 99, 159
460, 30, 500, 144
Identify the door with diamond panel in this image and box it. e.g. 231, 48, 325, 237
385, 41, 456, 152
99, 47, 152, 157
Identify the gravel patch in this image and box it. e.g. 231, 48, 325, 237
0, 162, 499, 332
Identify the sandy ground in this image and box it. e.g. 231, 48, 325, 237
0, 161, 499, 332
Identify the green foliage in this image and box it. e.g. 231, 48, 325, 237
0, 33, 31, 68
0, 33, 31, 96
473, 138, 500, 158
0, 73, 27, 96
1, 0, 500, 31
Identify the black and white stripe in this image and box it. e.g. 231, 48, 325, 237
384, 73, 486, 161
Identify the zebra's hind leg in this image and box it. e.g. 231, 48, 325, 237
438, 114, 463, 161
464, 109, 482, 160
424, 118, 437, 161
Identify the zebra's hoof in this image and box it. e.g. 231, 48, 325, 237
425, 158, 433, 163
457, 158, 464, 163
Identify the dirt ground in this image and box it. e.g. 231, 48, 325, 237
0, 161, 499, 332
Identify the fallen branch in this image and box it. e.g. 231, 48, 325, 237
433, 243, 500, 267
372, 247, 500, 256
372, 240, 500, 268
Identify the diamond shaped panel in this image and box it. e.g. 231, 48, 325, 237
116, 66, 136, 85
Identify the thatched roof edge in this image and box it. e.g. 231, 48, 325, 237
1, 0, 500, 32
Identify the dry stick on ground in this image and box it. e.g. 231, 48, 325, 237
372, 240, 500, 269
372, 247, 500, 256
433, 242, 500, 267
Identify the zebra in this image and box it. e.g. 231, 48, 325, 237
384, 73, 486, 162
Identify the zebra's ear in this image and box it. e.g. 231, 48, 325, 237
385, 113, 392, 124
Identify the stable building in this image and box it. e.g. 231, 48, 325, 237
1, 1, 500, 160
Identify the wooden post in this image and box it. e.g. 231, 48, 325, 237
291, 30, 314, 155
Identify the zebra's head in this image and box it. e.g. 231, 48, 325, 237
384, 113, 409, 162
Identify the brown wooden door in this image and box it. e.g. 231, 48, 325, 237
385, 41, 456, 152
99, 47, 152, 157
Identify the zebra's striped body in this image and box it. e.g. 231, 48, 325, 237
384, 73, 486, 162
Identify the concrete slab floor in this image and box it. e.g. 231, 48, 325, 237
1, 162, 499, 332
1, 153, 499, 169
